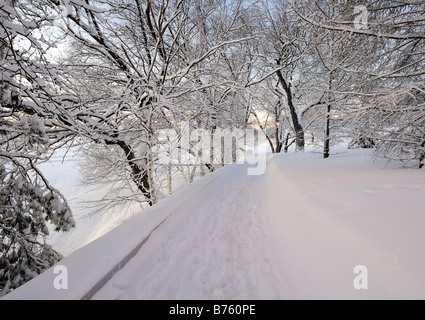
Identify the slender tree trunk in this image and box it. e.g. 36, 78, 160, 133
265, 133, 275, 154
210, 126, 215, 167
147, 110, 156, 205
419, 140, 425, 169
284, 132, 291, 153
323, 103, 331, 159
0, 45, 4, 104
275, 66, 304, 151
275, 124, 280, 154
324, 60, 334, 159
168, 148, 173, 195
198, 129, 205, 177
277, 122, 284, 153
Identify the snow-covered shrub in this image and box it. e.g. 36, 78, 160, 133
348, 134, 376, 149
363, 84, 425, 168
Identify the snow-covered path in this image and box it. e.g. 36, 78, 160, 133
92, 163, 282, 299
92, 151, 425, 300
4, 150, 425, 300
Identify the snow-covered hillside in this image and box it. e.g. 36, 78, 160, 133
4, 149, 425, 300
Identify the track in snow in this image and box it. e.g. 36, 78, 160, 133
92, 152, 425, 300
92, 163, 285, 299
5, 150, 425, 300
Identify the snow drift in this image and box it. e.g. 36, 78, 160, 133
4, 149, 425, 300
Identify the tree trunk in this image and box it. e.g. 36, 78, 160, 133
113, 140, 153, 206
419, 140, 425, 169
275, 124, 281, 154
168, 140, 173, 195
284, 132, 292, 153
146, 113, 157, 205
323, 103, 331, 159
324, 65, 334, 159
198, 127, 205, 177
0, 3, 7, 104
275, 66, 304, 151
0, 45, 4, 105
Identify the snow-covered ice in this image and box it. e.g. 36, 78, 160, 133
4, 149, 425, 300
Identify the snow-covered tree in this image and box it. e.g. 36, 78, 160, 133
352, 84, 425, 167
253, 0, 311, 152
42, 0, 256, 209
1, 0, 76, 296
292, 0, 425, 164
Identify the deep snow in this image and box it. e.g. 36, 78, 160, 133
4, 149, 425, 300
39, 149, 144, 256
